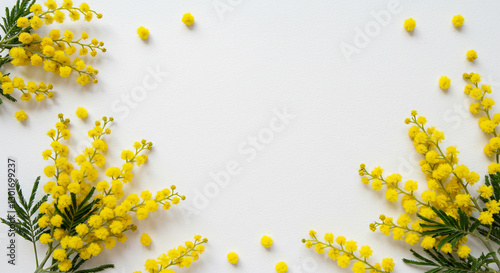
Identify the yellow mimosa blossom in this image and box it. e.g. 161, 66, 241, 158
275, 261, 288, 273
452, 14, 464, 27
467, 50, 477, 61
140, 233, 151, 246
261, 235, 273, 248
404, 18, 416, 31
137, 26, 149, 40
182, 13, 195, 26
227, 252, 239, 264
439, 76, 451, 90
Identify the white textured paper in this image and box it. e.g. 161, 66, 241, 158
1, 0, 500, 272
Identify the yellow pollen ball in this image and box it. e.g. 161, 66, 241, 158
227, 252, 238, 264
137, 26, 149, 40
404, 18, 416, 31
76, 107, 88, 119
182, 13, 195, 26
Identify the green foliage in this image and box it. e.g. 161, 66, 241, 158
0, 0, 35, 42
0, 177, 113, 272
51, 187, 106, 272
0, 177, 48, 242
0, 86, 17, 104
417, 207, 480, 251
404, 179, 500, 272
478, 173, 500, 245
72, 264, 115, 273
403, 249, 496, 273
53, 187, 100, 236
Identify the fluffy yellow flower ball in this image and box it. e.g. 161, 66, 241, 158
182, 13, 195, 26
404, 18, 416, 31
140, 233, 151, 246
381, 258, 395, 272
439, 76, 451, 90
275, 261, 288, 273
75, 107, 88, 119
14, 110, 27, 121
261, 235, 273, 248
227, 252, 239, 264
137, 26, 149, 40
457, 245, 471, 259
452, 14, 464, 27
467, 50, 477, 61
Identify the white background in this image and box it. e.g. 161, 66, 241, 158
1, 0, 500, 272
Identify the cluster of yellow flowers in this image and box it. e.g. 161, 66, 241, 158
135, 235, 207, 273
357, 110, 488, 257
303, 230, 394, 273
1, 0, 105, 104
463, 72, 500, 169
351, 104, 500, 267
1, 73, 54, 102
36, 113, 186, 272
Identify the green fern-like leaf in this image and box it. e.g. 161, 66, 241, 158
0, 177, 48, 243
417, 207, 471, 251
72, 264, 114, 273
52, 186, 100, 236
0, 0, 35, 41
477, 173, 500, 244
403, 248, 494, 272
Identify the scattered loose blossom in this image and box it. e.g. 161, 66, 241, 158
404, 18, 416, 31
439, 76, 451, 90
137, 26, 149, 40
466, 49, 477, 61
227, 252, 239, 264
452, 14, 464, 27
182, 13, 195, 26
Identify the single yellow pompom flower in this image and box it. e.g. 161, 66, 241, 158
137, 26, 149, 40
261, 235, 273, 248
227, 252, 238, 264
17, 17, 29, 28
14, 110, 27, 121
467, 50, 477, 61
75, 107, 88, 119
439, 76, 451, 90
39, 233, 53, 244
452, 14, 464, 27
60, 66, 72, 78
275, 261, 288, 273
457, 245, 471, 259
182, 13, 195, 26
140, 233, 151, 246
381, 258, 395, 272
404, 18, 416, 31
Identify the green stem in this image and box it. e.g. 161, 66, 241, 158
473, 230, 500, 270
32, 239, 39, 267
